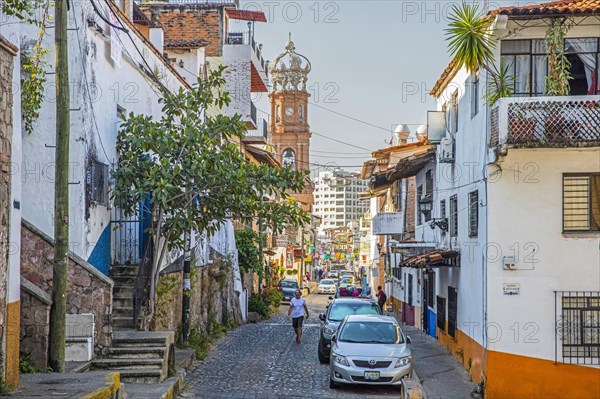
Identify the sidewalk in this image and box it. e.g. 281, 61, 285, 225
400, 324, 476, 399
10, 348, 196, 399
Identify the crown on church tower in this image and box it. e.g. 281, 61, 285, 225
269, 33, 311, 92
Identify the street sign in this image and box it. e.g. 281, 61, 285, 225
286, 248, 293, 268
275, 235, 288, 247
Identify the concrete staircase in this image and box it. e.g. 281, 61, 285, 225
92, 330, 175, 383
109, 264, 139, 329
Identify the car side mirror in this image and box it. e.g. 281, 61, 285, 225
406, 336, 412, 344
319, 313, 326, 321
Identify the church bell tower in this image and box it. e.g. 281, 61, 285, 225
268, 35, 313, 207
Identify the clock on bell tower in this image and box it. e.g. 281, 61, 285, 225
268, 35, 313, 207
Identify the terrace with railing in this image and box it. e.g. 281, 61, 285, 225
225, 31, 269, 79
490, 95, 600, 150
243, 118, 268, 143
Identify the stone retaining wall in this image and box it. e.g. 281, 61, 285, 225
20, 220, 114, 367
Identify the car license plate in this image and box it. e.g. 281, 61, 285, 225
364, 371, 380, 380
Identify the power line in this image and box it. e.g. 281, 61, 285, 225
310, 131, 373, 152
309, 102, 390, 132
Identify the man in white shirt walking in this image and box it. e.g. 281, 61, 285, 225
287, 289, 310, 344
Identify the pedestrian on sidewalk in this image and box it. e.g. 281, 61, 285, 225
288, 289, 309, 344
376, 285, 387, 311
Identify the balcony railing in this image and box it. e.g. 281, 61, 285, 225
491, 95, 600, 149
244, 118, 268, 141
225, 31, 269, 77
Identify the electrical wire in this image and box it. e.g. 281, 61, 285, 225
90, 0, 128, 33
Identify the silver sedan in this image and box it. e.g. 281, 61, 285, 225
329, 314, 413, 388
317, 279, 337, 294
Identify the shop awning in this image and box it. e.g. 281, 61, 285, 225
401, 249, 460, 268
226, 9, 267, 22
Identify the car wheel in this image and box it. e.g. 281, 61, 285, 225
318, 348, 328, 364
329, 377, 339, 389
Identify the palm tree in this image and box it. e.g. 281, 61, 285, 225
445, 2, 511, 104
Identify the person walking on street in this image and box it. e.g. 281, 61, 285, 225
376, 285, 387, 312
288, 289, 309, 344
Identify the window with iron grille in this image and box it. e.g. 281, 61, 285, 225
449, 195, 458, 237
563, 174, 600, 232
470, 70, 479, 118
468, 191, 479, 237
426, 271, 435, 309
89, 160, 109, 206
440, 199, 446, 236
448, 287, 457, 339
556, 291, 600, 365
417, 184, 423, 225
424, 171, 433, 222
437, 295, 446, 332
448, 91, 458, 133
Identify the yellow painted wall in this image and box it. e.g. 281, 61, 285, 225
486, 350, 600, 399
437, 323, 485, 384
5, 300, 20, 388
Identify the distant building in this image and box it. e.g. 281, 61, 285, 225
314, 169, 369, 232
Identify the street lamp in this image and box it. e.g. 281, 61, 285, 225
418, 195, 433, 218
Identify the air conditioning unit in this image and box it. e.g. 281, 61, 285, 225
440, 136, 455, 163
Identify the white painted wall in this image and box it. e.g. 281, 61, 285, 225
169, 47, 205, 85
1, 20, 22, 305
487, 148, 600, 362
433, 65, 489, 346
13, 2, 186, 273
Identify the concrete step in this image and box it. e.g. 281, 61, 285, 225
111, 275, 137, 287
112, 331, 172, 348
112, 306, 134, 318
108, 346, 166, 359
113, 316, 135, 329
92, 357, 163, 370
112, 295, 133, 309
109, 264, 140, 277
113, 285, 134, 297
118, 368, 162, 384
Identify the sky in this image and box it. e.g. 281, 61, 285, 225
232, 0, 528, 174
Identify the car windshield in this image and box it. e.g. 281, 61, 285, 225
328, 302, 380, 321
338, 321, 402, 344
320, 279, 334, 285
281, 281, 298, 288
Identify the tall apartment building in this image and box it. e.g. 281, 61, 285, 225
314, 169, 369, 231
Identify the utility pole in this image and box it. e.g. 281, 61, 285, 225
49, 0, 70, 372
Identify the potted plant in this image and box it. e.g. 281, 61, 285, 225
544, 17, 572, 142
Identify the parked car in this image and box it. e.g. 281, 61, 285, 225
338, 276, 353, 287
329, 314, 413, 388
278, 279, 299, 303
317, 298, 382, 364
318, 279, 337, 295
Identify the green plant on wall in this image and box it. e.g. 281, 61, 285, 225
235, 228, 263, 274
545, 17, 572, 96
20, 0, 51, 134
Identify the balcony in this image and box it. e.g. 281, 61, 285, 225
224, 31, 268, 92
243, 117, 268, 144
490, 95, 600, 150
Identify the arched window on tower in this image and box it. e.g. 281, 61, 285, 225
299, 105, 304, 122
282, 148, 296, 170
276, 105, 281, 122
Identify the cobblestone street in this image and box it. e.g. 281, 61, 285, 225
181, 293, 402, 398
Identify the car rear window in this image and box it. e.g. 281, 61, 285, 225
338, 321, 402, 344
281, 281, 298, 288
328, 302, 381, 321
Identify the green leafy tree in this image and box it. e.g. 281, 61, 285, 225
113, 67, 309, 328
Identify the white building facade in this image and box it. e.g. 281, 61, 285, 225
414, 2, 600, 398
314, 169, 369, 232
